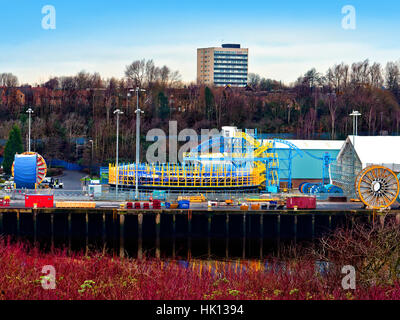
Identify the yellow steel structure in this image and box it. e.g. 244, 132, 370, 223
108, 130, 279, 190
233, 132, 279, 188
109, 162, 265, 189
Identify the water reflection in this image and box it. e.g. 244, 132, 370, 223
0, 210, 356, 261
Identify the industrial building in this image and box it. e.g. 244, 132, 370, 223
273, 139, 344, 189
336, 136, 400, 172
108, 127, 274, 192
108, 126, 345, 193
332, 136, 400, 198
197, 44, 248, 87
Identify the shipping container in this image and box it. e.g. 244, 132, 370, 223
25, 194, 54, 208
286, 196, 316, 209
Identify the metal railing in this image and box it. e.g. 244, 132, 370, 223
1, 185, 344, 203
1, 187, 269, 203
2, 189, 91, 201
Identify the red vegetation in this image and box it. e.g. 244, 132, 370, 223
0, 235, 400, 300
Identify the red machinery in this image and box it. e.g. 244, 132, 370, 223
0, 198, 10, 207
152, 200, 161, 209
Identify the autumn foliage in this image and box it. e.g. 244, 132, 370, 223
1, 59, 400, 166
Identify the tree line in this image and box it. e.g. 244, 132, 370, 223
1, 59, 400, 168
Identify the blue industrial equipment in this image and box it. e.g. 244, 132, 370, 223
273, 139, 304, 189
100, 167, 109, 184
275, 141, 335, 188
276, 139, 340, 192
13, 154, 37, 189
309, 184, 323, 194
300, 182, 315, 194
183, 128, 281, 192
183, 131, 339, 193
324, 184, 343, 194
299, 182, 343, 195
298, 182, 307, 192
178, 200, 190, 209
12, 152, 47, 189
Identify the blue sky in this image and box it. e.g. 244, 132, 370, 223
1, 0, 400, 85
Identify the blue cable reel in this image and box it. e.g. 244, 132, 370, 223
324, 184, 343, 194
298, 182, 307, 193
301, 183, 315, 194
299, 182, 343, 194
309, 184, 323, 194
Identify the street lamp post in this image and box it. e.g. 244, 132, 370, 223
350, 110, 361, 148
26, 108, 33, 152
349, 110, 362, 184
89, 139, 94, 177
114, 109, 124, 197
129, 88, 145, 200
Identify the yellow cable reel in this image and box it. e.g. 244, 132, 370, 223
355, 165, 399, 209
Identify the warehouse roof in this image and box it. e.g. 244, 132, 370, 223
273, 139, 345, 150
338, 136, 400, 169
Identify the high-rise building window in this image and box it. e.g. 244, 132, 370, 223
197, 44, 248, 87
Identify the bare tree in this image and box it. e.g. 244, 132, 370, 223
370, 62, 383, 88
125, 59, 146, 87
145, 59, 159, 86
0, 73, 19, 87
350, 60, 370, 87
125, 59, 181, 88
385, 61, 400, 94
326, 93, 337, 139
301, 68, 325, 87
160, 65, 170, 85
326, 63, 350, 91
248, 73, 261, 88
90, 72, 103, 88
43, 77, 59, 90
105, 77, 118, 125
60, 76, 75, 90
396, 110, 400, 135
168, 70, 182, 87
64, 113, 86, 139
73, 71, 103, 90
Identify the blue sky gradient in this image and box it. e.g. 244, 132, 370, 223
1, 0, 399, 84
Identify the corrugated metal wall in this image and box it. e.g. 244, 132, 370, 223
276, 149, 340, 180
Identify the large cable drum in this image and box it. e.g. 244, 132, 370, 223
12, 152, 47, 188
298, 182, 307, 193
301, 183, 314, 193
354, 166, 370, 198
355, 165, 400, 209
